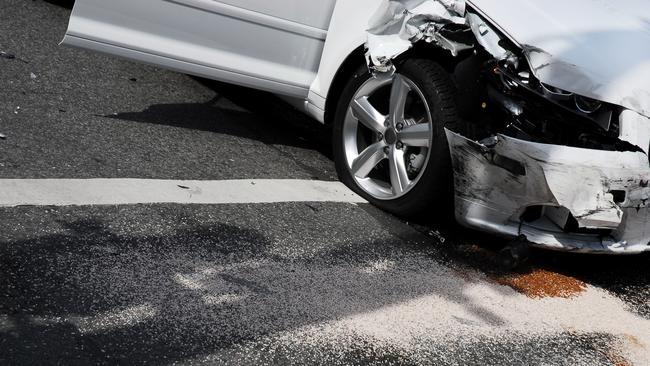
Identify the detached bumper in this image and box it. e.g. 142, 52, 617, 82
446, 129, 650, 254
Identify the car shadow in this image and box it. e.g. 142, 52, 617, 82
43, 0, 75, 9
106, 79, 333, 159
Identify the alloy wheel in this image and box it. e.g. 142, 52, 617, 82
342, 73, 434, 200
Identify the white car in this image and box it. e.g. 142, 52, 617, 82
63, 0, 650, 254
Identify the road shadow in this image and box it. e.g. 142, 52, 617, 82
0, 205, 514, 365
43, 0, 75, 9
107, 79, 333, 159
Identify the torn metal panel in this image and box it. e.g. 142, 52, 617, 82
466, 0, 650, 119
446, 129, 650, 253
366, 0, 470, 72
464, 11, 507, 60
367, 0, 650, 118
619, 109, 650, 155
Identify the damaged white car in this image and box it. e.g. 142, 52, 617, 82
63, 0, 650, 254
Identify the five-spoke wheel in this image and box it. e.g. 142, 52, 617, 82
344, 73, 433, 200
333, 59, 461, 217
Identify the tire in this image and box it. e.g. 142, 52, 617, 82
332, 59, 462, 219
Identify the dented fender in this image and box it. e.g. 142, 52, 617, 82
365, 0, 650, 119
366, 0, 470, 73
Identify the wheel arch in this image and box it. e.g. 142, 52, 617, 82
323, 45, 366, 126
323, 43, 462, 126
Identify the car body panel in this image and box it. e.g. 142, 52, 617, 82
307, 0, 380, 119
213, 0, 337, 30
62, 0, 337, 98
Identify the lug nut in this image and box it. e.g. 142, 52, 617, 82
396, 141, 404, 149
396, 123, 404, 131
384, 146, 390, 154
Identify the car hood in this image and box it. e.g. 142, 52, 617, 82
468, 0, 650, 118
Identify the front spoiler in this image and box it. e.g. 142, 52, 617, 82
446, 129, 650, 254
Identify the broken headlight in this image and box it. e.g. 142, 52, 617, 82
463, 56, 647, 153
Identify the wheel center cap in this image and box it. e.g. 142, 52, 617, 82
384, 128, 397, 145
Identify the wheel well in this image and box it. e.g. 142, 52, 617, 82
403, 42, 461, 74
323, 43, 462, 125
324, 45, 366, 126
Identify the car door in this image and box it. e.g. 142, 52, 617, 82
62, 0, 337, 97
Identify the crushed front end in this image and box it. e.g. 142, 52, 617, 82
366, 0, 650, 253
446, 128, 650, 253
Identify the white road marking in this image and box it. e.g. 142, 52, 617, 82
0, 179, 366, 207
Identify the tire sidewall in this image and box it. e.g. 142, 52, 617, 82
332, 60, 458, 219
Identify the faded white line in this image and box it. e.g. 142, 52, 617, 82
0, 179, 366, 207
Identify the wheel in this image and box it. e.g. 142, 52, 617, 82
333, 59, 462, 218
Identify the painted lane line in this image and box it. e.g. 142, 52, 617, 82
0, 179, 367, 207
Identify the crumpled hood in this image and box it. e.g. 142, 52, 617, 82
467, 0, 650, 118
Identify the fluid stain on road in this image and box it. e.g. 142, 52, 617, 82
494, 269, 587, 299
447, 243, 588, 299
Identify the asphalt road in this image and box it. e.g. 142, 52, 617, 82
1, 1, 649, 365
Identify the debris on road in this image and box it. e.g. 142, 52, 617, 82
30, 72, 37, 80
0, 51, 16, 60
445, 239, 587, 299
0, 50, 28, 63
428, 229, 447, 244
0, 132, 6, 140
494, 268, 587, 299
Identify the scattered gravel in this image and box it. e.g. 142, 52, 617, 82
1, 204, 648, 365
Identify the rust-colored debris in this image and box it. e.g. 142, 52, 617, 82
624, 334, 645, 349
494, 269, 587, 299
612, 358, 633, 366
603, 347, 633, 366
450, 239, 588, 299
